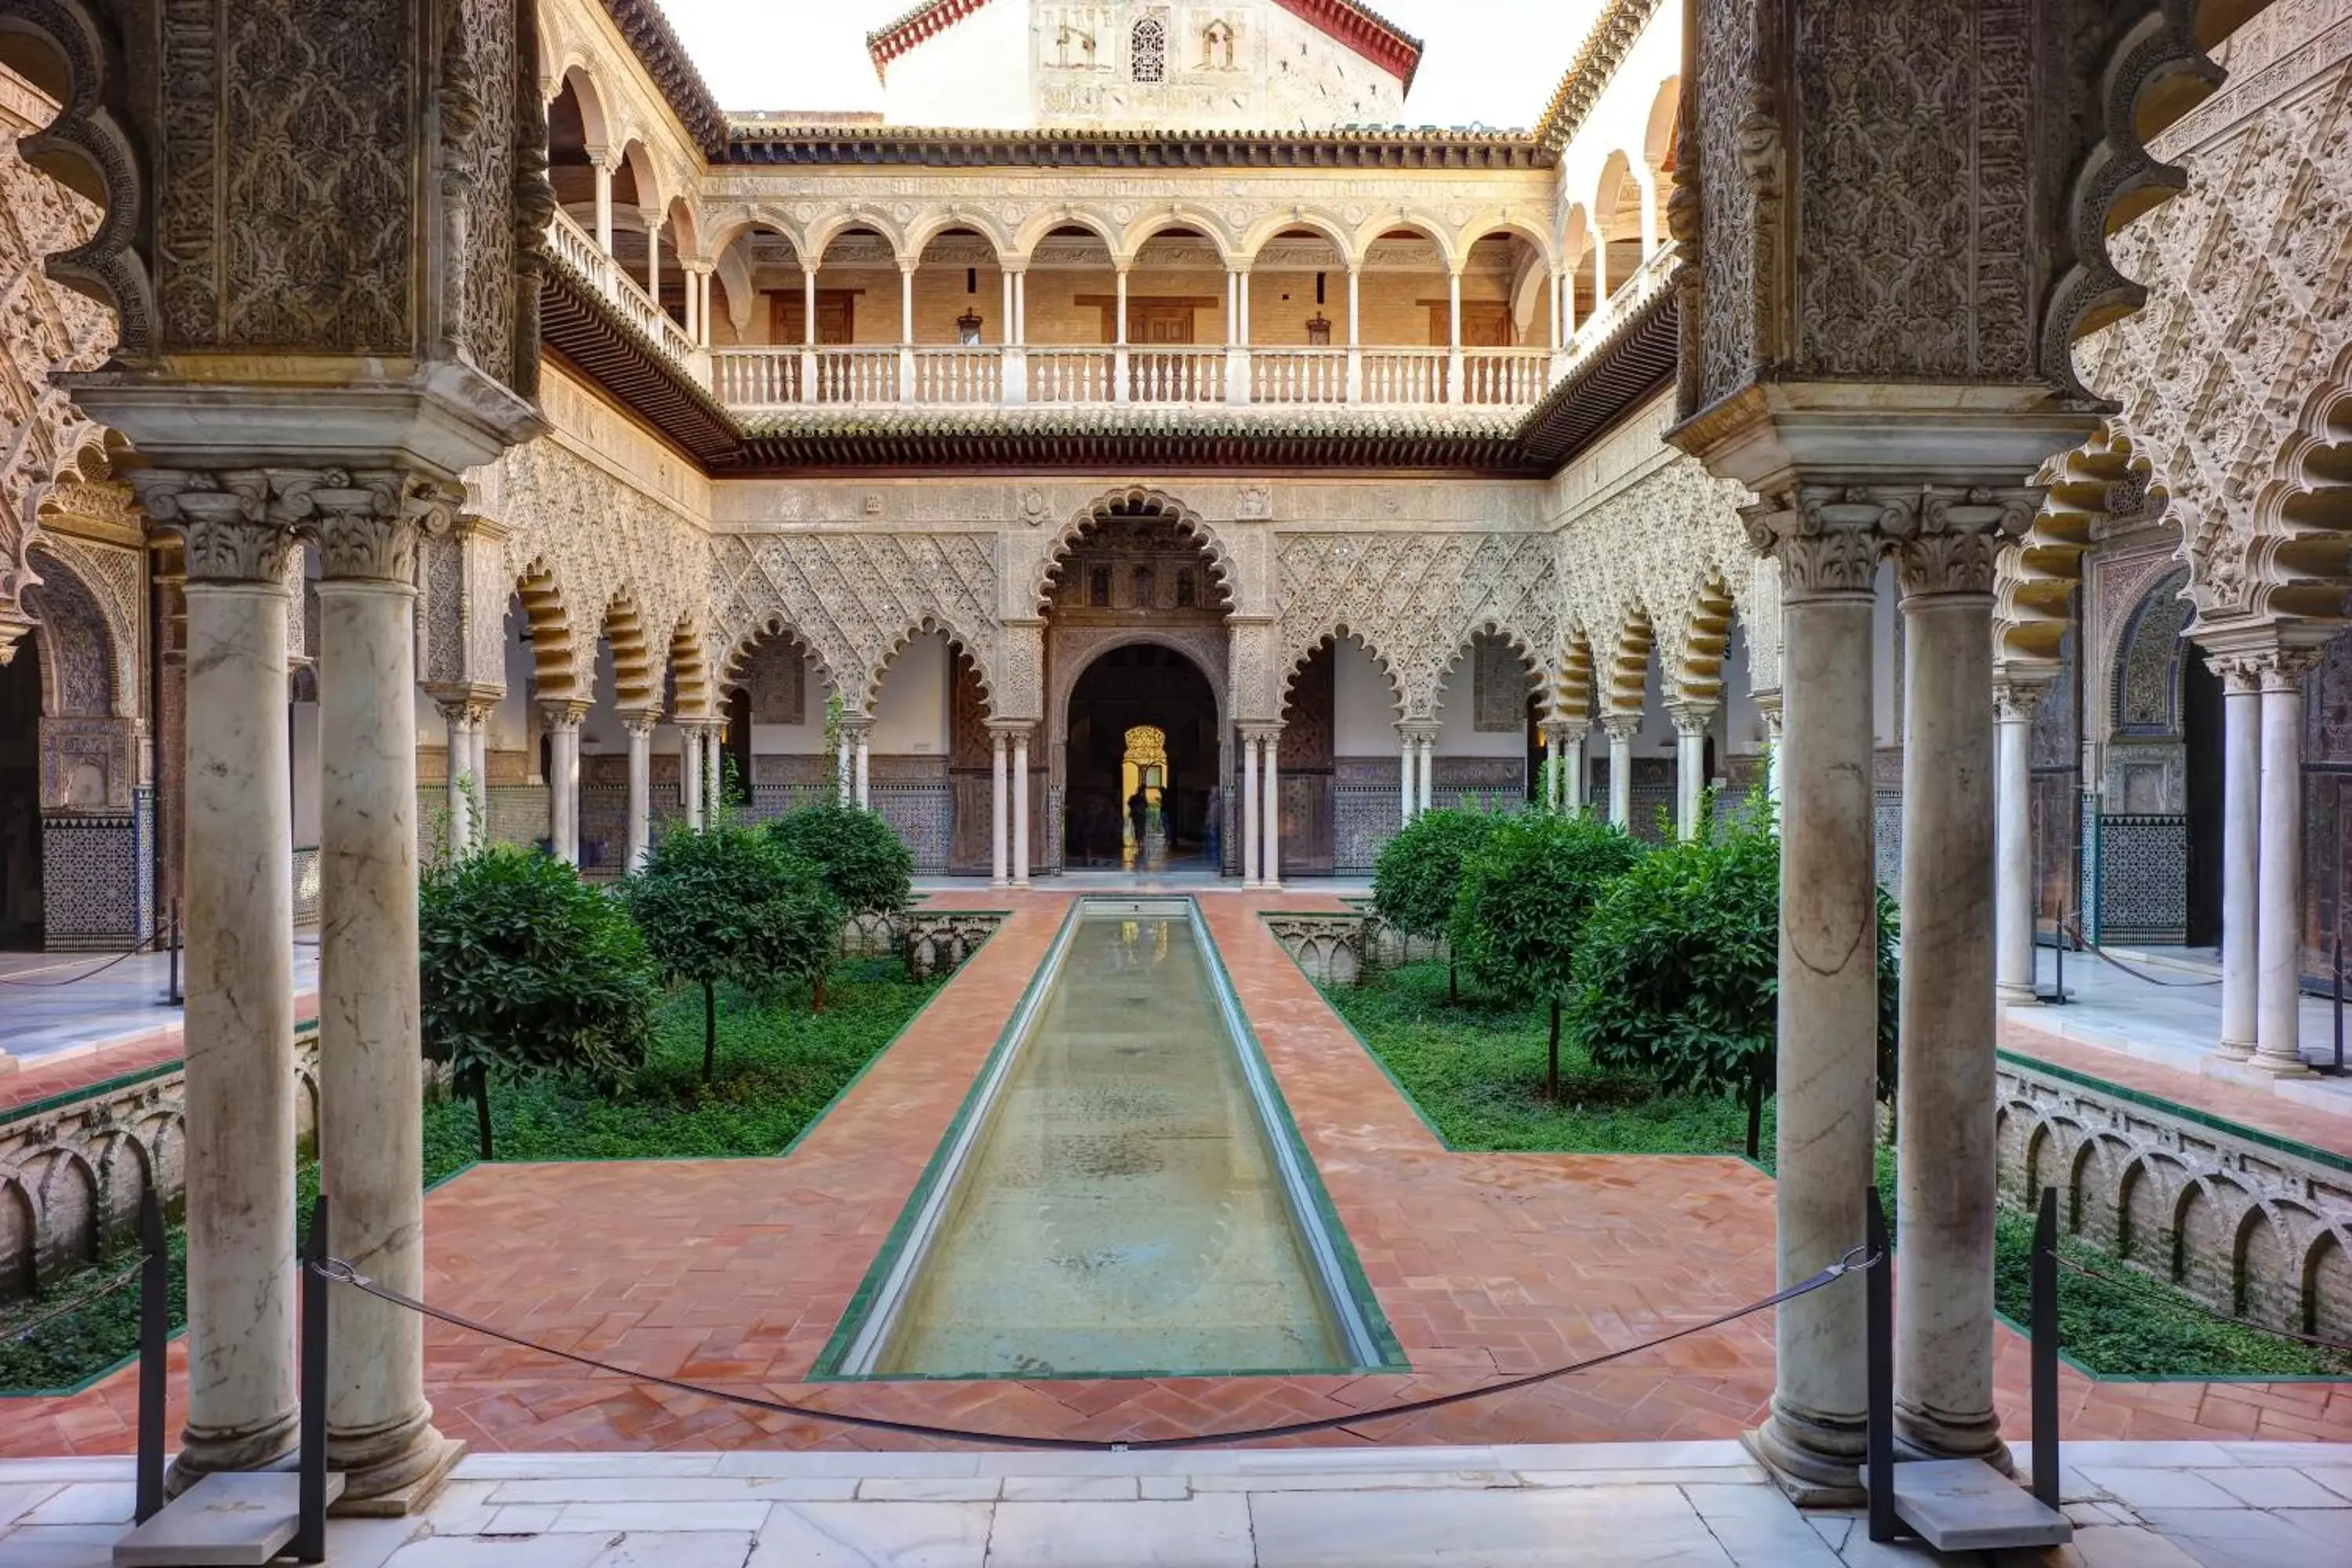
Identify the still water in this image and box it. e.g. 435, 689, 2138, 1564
871, 906, 1354, 1377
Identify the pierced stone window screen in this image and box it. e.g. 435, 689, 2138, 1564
1131, 17, 1166, 82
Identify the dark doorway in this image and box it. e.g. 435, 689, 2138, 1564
0, 638, 43, 946
1064, 644, 1218, 869
2183, 648, 2223, 948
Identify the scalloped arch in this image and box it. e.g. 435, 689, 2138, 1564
865, 613, 998, 718
1033, 488, 1239, 616
512, 558, 578, 702
1279, 626, 1406, 724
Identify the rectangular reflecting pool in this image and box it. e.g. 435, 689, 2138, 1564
822, 898, 1395, 1379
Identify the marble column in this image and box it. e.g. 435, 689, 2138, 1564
1759, 696, 1784, 810
469, 710, 489, 814
990, 730, 1010, 887
836, 729, 853, 806
2254, 646, 2322, 1076
138, 489, 302, 1487
702, 722, 724, 817
1011, 728, 1032, 886
1667, 700, 1717, 840
2213, 655, 2262, 1060
855, 726, 872, 810
1261, 728, 1283, 889
622, 713, 655, 869
1416, 732, 1434, 816
314, 477, 463, 1507
1602, 714, 1639, 829
1398, 728, 1416, 826
1891, 497, 2022, 1470
1241, 733, 1263, 887
1992, 671, 2052, 1008
679, 725, 703, 830
1538, 719, 1569, 810
1745, 497, 1886, 1503
1562, 720, 1589, 812
438, 702, 474, 856
541, 702, 585, 864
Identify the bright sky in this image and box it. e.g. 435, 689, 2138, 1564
656, 0, 1606, 130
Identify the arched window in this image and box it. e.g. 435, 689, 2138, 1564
1131, 17, 1165, 82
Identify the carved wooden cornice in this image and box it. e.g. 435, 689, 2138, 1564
600, 0, 728, 154
1530, 0, 1666, 153
721, 123, 1551, 170
1515, 285, 1678, 467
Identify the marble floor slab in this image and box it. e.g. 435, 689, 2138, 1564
5, 1441, 2347, 1567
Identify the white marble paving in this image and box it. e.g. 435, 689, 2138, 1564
2, 1441, 2348, 1566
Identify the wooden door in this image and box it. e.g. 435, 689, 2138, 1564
771, 291, 856, 343
1424, 300, 1513, 346
1130, 301, 1195, 344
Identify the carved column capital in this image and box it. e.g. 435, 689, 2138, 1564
1396, 720, 1441, 745
310, 470, 459, 584
2251, 645, 2327, 693
129, 469, 301, 586
1740, 486, 1893, 602
2204, 651, 2264, 695
619, 710, 661, 739
1991, 661, 2059, 724
1665, 699, 1720, 738
537, 699, 589, 732
1599, 712, 1644, 743
1892, 486, 2038, 601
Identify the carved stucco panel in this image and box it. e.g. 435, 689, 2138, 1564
2071, 5, 2352, 621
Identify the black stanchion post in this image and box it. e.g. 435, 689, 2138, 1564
2032, 1185, 2061, 1510
2053, 911, 2066, 1004
2333, 933, 2343, 1076
167, 900, 181, 1007
134, 1186, 167, 1525
1865, 1185, 1897, 1544
292, 1192, 328, 1563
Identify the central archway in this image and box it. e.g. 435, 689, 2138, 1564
1063, 644, 1221, 870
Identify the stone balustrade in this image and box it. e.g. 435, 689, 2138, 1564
1995, 1052, 2352, 1344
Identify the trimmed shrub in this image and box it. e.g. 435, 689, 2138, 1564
1568, 811, 1900, 1156
1370, 807, 1501, 998
1448, 811, 1643, 1098
621, 822, 841, 1080
768, 803, 915, 920
419, 844, 659, 1156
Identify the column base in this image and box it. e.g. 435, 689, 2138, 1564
1744, 1408, 1866, 1508
2212, 1039, 2255, 1062
329, 1425, 466, 1517
990, 876, 1009, 889
1895, 1403, 2013, 1473
1995, 982, 2039, 1007
2244, 1052, 2313, 1078
165, 1411, 301, 1498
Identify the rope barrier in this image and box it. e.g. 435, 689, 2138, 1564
0, 934, 167, 988
2052, 1253, 2352, 1357
4, 1256, 148, 1343
2056, 922, 2223, 989
312, 1246, 1875, 1451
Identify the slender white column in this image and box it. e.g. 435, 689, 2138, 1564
1001, 270, 1014, 343
802, 268, 818, 343
1446, 270, 1462, 401
855, 728, 872, 809
1592, 230, 1607, 304
990, 731, 1010, 887
1603, 714, 1638, 829
1549, 271, 1566, 351
1399, 727, 1416, 825
542, 702, 583, 864
158, 501, 300, 1486
1012, 729, 1032, 886
645, 212, 661, 304
1113, 265, 1131, 404
591, 151, 615, 256
314, 484, 460, 1507
1668, 700, 1716, 840
1416, 734, 1434, 816
898, 261, 914, 341
1892, 512, 2011, 1469
470, 715, 488, 815
2255, 646, 2321, 1076
1013, 270, 1027, 342
1761, 698, 1784, 810
2216, 655, 2261, 1059
1241, 734, 1263, 887
836, 730, 853, 805
683, 262, 699, 341
1746, 499, 1885, 1503
1562, 721, 1589, 812
1225, 270, 1237, 345
706, 722, 724, 815
680, 725, 703, 830
1262, 728, 1282, 889
623, 714, 654, 869
441, 702, 474, 855
1993, 674, 2048, 1007
1238, 269, 1250, 343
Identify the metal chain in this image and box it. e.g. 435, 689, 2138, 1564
312, 1247, 1874, 1451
